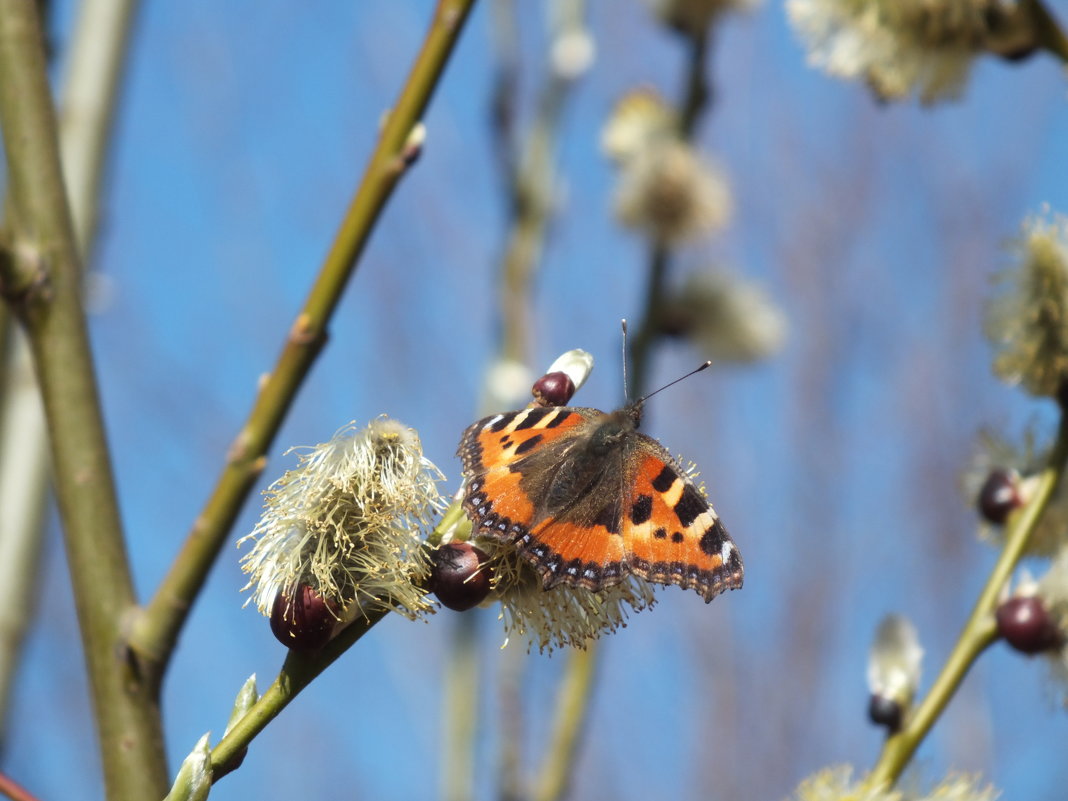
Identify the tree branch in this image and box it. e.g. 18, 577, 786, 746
0, 0, 141, 747
0, 2, 166, 798
865, 409, 1068, 789
208, 608, 387, 782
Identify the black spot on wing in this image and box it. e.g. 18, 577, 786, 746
654, 527, 667, 540
514, 433, 543, 455
674, 484, 708, 528
489, 412, 518, 433
630, 494, 653, 525
699, 518, 728, 556
652, 464, 677, 493
514, 406, 553, 430
543, 408, 570, 428
670, 531, 684, 543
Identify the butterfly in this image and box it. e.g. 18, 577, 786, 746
457, 396, 743, 603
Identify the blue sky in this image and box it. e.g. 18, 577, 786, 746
6, 1, 1068, 800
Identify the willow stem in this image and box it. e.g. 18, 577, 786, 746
129, 0, 479, 678
865, 409, 1068, 789
0, 0, 140, 746
0, 2, 166, 798
209, 607, 387, 781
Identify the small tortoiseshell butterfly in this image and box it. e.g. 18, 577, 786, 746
457, 390, 743, 603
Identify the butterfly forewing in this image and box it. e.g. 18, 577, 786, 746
458, 406, 594, 545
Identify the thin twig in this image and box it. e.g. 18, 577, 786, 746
129, 0, 479, 676
0, 2, 166, 798
865, 409, 1068, 789
0, 771, 42, 801
209, 607, 387, 781
629, 28, 712, 397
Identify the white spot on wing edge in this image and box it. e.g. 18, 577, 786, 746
482, 414, 505, 431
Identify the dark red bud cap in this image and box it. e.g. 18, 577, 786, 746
867, 693, 903, 733
430, 542, 493, 611
270, 584, 338, 652
532, 371, 575, 407
996, 595, 1063, 655
978, 469, 1022, 525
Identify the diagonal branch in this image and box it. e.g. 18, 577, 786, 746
208, 607, 388, 782
128, 0, 479, 680
865, 408, 1068, 789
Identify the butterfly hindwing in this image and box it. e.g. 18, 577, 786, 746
520, 444, 628, 591
620, 447, 743, 603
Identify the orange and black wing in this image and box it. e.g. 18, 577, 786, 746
617, 445, 743, 603
457, 405, 593, 546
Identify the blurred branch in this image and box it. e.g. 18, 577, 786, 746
0, 0, 140, 747
0, 294, 9, 398
630, 245, 670, 398
59, 0, 139, 258
1031, 0, 1068, 62
629, 28, 711, 397
0, 770, 41, 801
488, 0, 520, 190
865, 409, 1068, 789
496, 0, 587, 364
129, 0, 479, 677
678, 29, 710, 139
481, 3, 593, 799
0, 340, 47, 748
442, 614, 479, 801
497, 643, 525, 801
208, 608, 387, 783
533, 646, 596, 801
520, 16, 715, 801
0, 2, 166, 798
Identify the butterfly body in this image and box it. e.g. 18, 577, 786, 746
458, 402, 743, 603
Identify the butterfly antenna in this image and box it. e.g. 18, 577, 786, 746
621, 319, 631, 404
637, 360, 713, 405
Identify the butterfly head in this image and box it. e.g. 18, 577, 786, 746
621, 398, 644, 429
593, 402, 644, 451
